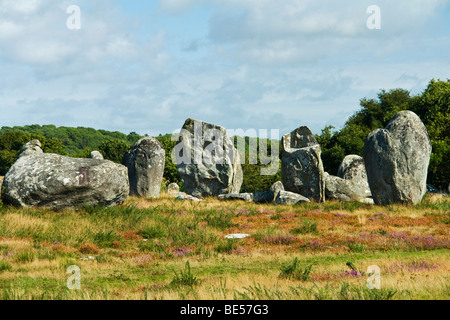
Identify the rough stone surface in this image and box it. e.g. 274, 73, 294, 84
363, 111, 431, 205
270, 181, 284, 197
1, 142, 129, 210
274, 190, 310, 205
325, 172, 372, 203
218, 193, 253, 202
88, 151, 104, 160
175, 194, 204, 202
325, 155, 372, 203
167, 183, 180, 195
281, 126, 325, 202
175, 118, 243, 197
252, 191, 275, 203
17, 140, 43, 158
122, 137, 165, 198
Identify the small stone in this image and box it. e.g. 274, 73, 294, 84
274, 190, 310, 205
218, 193, 253, 202
88, 151, 104, 160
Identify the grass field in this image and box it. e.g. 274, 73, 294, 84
0, 193, 448, 300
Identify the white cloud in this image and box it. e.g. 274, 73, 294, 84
0, 0, 449, 137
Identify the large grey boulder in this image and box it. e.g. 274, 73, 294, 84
1, 141, 129, 210
122, 137, 165, 198
325, 155, 372, 203
275, 190, 310, 205
363, 111, 431, 205
174, 118, 243, 197
281, 126, 325, 202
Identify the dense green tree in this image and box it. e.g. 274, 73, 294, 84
317, 79, 449, 189
98, 139, 130, 164
0, 132, 67, 175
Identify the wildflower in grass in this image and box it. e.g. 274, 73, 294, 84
236, 209, 251, 215
257, 209, 277, 215
134, 255, 152, 264
333, 212, 348, 218
262, 234, 296, 245
387, 259, 439, 274
170, 246, 192, 257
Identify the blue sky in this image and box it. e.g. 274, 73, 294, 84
1, 0, 449, 138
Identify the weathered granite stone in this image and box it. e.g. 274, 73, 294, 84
363, 111, 432, 205
325, 155, 372, 203
17, 140, 43, 158
1, 141, 129, 210
274, 190, 310, 205
252, 191, 275, 203
325, 172, 373, 203
174, 118, 243, 197
281, 126, 325, 202
175, 194, 204, 202
122, 137, 165, 198
270, 181, 284, 197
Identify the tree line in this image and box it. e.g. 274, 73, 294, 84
0, 79, 448, 191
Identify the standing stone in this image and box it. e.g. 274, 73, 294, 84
174, 118, 243, 197
363, 111, 432, 205
122, 137, 165, 198
167, 182, 180, 195
1, 140, 129, 210
281, 126, 325, 202
89, 151, 104, 160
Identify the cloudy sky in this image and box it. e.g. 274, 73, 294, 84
1, 0, 449, 138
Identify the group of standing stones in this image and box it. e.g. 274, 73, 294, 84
0, 111, 433, 210
212, 110, 432, 206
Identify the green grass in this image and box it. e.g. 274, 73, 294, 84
0, 194, 448, 300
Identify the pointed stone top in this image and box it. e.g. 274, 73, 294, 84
282, 126, 318, 151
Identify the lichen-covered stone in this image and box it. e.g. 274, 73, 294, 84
274, 190, 310, 205
363, 111, 431, 205
2, 142, 129, 210
122, 137, 165, 198
281, 126, 325, 202
325, 155, 372, 203
175, 118, 243, 197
